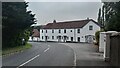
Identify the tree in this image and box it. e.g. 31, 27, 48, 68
97, 8, 102, 26
98, 2, 120, 31
2, 2, 36, 48
104, 2, 120, 31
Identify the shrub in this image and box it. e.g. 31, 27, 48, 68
95, 30, 104, 45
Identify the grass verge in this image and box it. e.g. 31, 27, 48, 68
2, 43, 32, 56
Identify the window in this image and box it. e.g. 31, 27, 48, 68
89, 25, 93, 30
42, 30, 43, 33
59, 29, 61, 33
78, 37, 80, 42
52, 30, 54, 33
47, 36, 49, 39
64, 29, 66, 33
70, 30, 72, 32
77, 29, 80, 33
71, 37, 73, 41
52, 36, 54, 39
42, 36, 44, 39
46, 30, 47, 33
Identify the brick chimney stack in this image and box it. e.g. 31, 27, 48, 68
53, 20, 56, 23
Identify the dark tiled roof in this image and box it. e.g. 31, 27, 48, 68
32, 29, 40, 37
42, 19, 99, 29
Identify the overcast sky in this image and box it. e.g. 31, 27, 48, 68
25, 1, 102, 25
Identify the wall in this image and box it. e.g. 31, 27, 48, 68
110, 33, 120, 66
40, 21, 100, 42
40, 29, 75, 42
79, 21, 100, 42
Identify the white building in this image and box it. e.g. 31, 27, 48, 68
40, 19, 100, 43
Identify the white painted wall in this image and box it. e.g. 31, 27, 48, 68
99, 32, 106, 52
40, 21, 100, 42
99, 31, 118, 53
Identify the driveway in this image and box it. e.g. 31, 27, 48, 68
60, 43, 110, 66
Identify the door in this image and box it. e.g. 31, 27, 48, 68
71, 37, 73, 42
85, 35, 94, 43
58, 36, 61, 42
63, 36, 68, 42
45, 36, 48, 41
87, 35, 93, 43
78, 37, 80, 42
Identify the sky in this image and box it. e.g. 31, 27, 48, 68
25, 0, 102, 25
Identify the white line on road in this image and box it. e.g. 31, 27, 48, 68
17, 54, 40, 68
74, 51, 76, 66
44, 48, 50, 52
48, 45, 50, 47
17, 46, 50, 68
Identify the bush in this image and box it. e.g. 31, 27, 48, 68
95, 30, 104, 45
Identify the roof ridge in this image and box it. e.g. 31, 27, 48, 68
42, 19, 97, 29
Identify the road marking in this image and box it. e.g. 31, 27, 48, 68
48, 45, 50, 47
17, 45, 50, 68
44, 48, 50, 52
74, 52, 76, 66
17, 54, 40, 68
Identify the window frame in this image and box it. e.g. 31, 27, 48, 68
59, 29, 61, 33
77, 29, 80, 33
52, 29, 54, 33
64, 29, 66, 33
89, 25, 93, 30
52, 36, 54, 39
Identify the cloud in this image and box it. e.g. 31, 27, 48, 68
25, 0, 101, 2
27, 2, 102, 25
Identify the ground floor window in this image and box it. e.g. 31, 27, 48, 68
71, 37, 73, 41
52, 36, 54, 39
78, 37, 80, 42
42, 36, 43, 39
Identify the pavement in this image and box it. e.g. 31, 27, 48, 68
60, 43, 110, 66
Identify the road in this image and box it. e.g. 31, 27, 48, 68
61, 43, 110, 66
2, 42, 75, 67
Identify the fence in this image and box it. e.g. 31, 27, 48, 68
110, 33, 120, 66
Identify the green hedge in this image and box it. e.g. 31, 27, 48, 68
95, 30, 104, 45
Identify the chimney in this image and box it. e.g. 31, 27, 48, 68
87, 17, 89, 20
53, 20, 56, 23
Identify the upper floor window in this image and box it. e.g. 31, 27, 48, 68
77, 29, 80, 33
52, 29, 54, 33
59, 29, 61, 33
46, 30, 47, 33
89, 25, 93, 30
42, 30, 43, 33
64, 29, 66, 33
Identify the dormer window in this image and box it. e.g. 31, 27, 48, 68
89, 25, 93, 30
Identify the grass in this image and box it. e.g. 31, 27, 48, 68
2, 43, 32, 56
